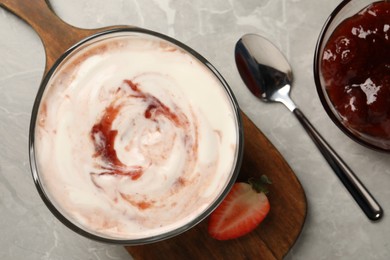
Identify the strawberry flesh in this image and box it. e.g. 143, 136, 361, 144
208, 182, 270, 240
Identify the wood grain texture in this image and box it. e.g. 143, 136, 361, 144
125, 113, 307, 260
0, 1, 307, 258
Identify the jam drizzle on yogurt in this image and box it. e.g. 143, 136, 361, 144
125, 79, 185, 127
91, 102, 143, 180
90, 79, 192, 181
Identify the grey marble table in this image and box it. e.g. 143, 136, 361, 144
1, 0, 389, 259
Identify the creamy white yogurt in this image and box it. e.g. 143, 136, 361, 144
34, 31, 240, 240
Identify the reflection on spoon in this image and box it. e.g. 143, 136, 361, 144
235, 34, 383, 221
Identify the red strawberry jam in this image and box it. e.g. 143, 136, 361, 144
321, 1, 390, 146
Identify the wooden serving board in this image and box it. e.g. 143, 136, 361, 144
0, 0, 307, 259
126, 113, 307, 259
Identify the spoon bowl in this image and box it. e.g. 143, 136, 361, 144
235, 34, 383, 221
235, 34, 292, 101
235, 35, 296, 111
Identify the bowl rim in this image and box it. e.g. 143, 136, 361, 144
28, 27, 245, 245
313, 0, 390, 152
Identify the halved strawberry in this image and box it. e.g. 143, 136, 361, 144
208, 176, 271, 240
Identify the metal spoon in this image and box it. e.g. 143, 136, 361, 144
235, 33, 383, 221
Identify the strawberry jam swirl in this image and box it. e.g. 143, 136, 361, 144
89, 77, 199, 202
90, 79, 196, 180
34, 32, 239, 240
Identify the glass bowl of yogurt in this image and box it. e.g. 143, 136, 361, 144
314, 0, 390, 152
29, 28, 243, 244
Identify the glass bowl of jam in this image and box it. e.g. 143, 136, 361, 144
314, 0, 390, 152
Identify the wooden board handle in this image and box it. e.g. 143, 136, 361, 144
0, 0, 128, 74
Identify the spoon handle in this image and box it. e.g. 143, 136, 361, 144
293, 108, 383, 221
